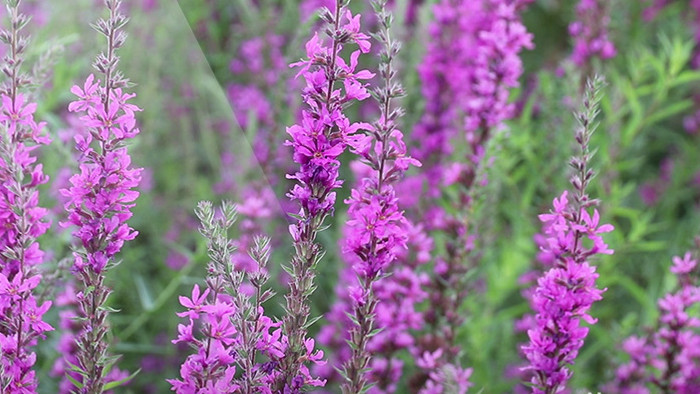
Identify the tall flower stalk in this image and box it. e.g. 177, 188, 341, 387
60, 0, 142, 392
339, 1, 419, 392
0, 0, 53, 391
278, 0, 373, 389
408, 0, 533, 389
521, 76, 614, 393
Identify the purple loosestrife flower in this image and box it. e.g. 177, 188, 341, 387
277, 0, 373, 390
59, 1, 142, 392
569, 0, 617, 70
169, 202, 240, 393
337, 1, 420, 392
169, 202, 285, 393
0, 1, 53, 392
399, 0, 532, 389
607, 250, 700, 393
521, 76, 614, 393
325, 1, 532, 390
411, 0, 533, 200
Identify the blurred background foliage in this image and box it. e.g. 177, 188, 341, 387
17, 0, 700, 392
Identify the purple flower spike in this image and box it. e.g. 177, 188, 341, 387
276, 0, 373, 390
59, 1, 142, 392
607, 249, 700, 393
169, 202, 285, 393
0, 1, 53, 391
337, 1, 420, 392
522, 76, 613, 393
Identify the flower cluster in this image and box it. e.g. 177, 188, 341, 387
59, 1, 142, 391
607, 251, 700, 393
0, 2, 53, 391
569, 0, 617, 69
170, 281, 241, 393
335, 1, 420, 392
413, 0, 533, 190
169, 202, 288, 393
63, 71, 142, 273
408, 0, 533, 388
521, 76, 614, 393
278, 0, 373, 389
522, 191, 612, 392
321, 1, 533, 390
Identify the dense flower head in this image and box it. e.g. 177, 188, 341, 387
0, 98, 50, 277
607, 252, 700, 393
56, 2, 143, 392
317, 2, 427, 390
344, 178, 411, 279
61, 77, 142, 274
412, 0, 533, 189
279, 1, 373, 390
386, 1, 533, 390
169, 289, 242, 392
285, 8, 373, 229
569, 0, 617, 67
519, 77, 614, 393
0, 6, 53, 387
0, 123, 51, 386
521, 189, 613, 392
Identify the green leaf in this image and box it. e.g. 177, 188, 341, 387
670, 70, 700, 88
65, 373, 83, 389
304, 314, 323, 330
135, 273, 155, 311
644, 100, 693, 126
607, 275, 654, 310
102, 369, 141, 390
64, 359, 86, 375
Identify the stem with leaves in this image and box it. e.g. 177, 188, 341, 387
340, 1, 418, 391
0, 0, 53, 391
61, 1, 141, 392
